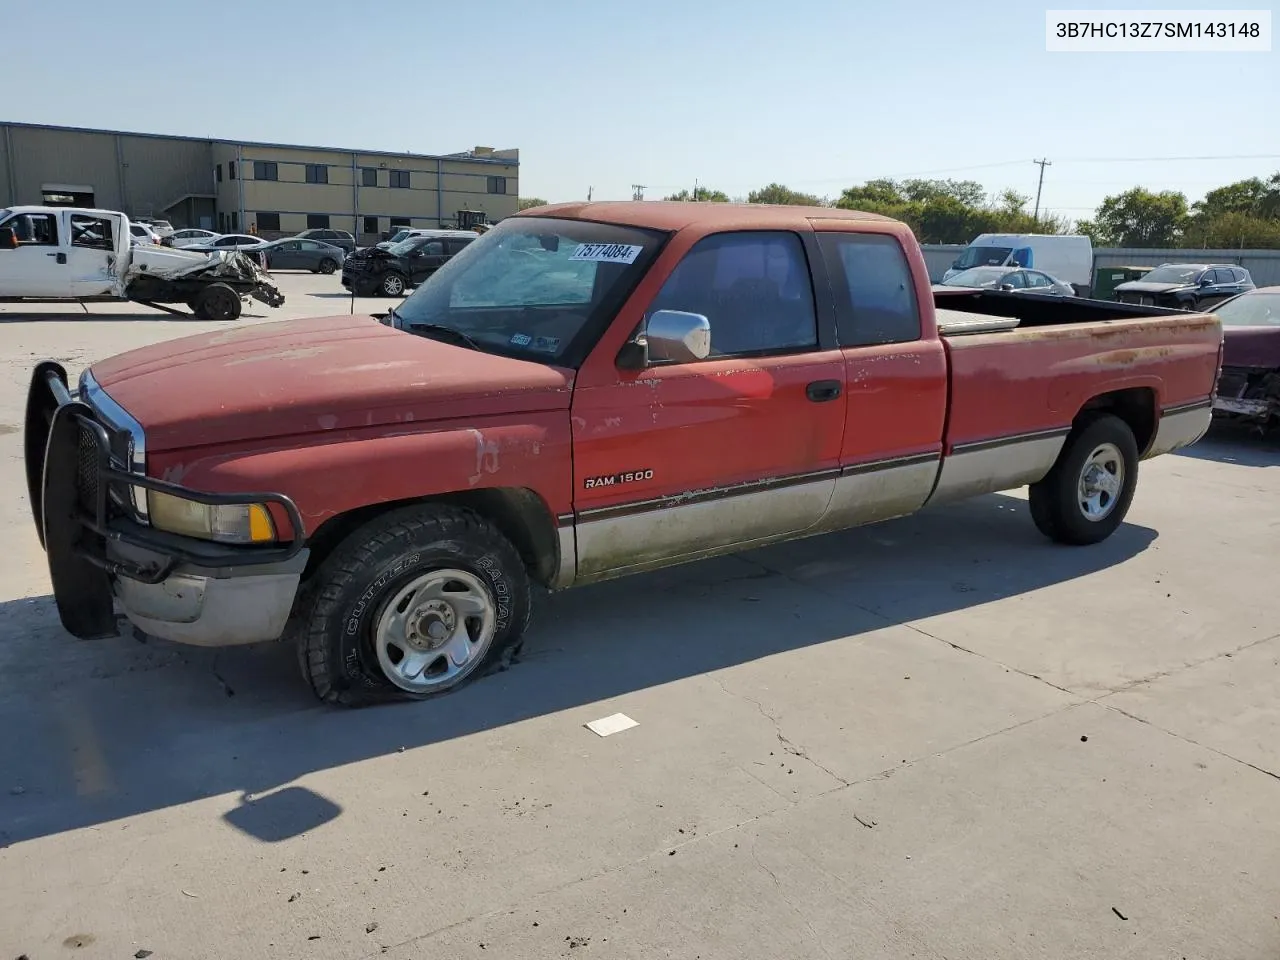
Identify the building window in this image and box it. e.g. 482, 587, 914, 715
390, 217, 411, 228
228, 161, 236, 180
215, 164, 222, 183
254, 161, 278, 181
307, 214, 330, 229
306, 164, 328, 184
487, 176, 507, 195
390, 170, 411, 189
257, 212, 281, 232
219, 212, 226, 232
363, 215, 379, 235
362, 168, 379, 187
231, 211, 239, 231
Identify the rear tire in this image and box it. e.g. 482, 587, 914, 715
318, 258, 337, 275
1028, 413, 1138, 545
296, 505, 531, 707
192, 282, 242, 321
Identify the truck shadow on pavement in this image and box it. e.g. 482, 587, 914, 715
0, 493, 1156, 847
1173, 420, 1280, 468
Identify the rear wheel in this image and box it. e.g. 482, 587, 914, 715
1028, 413, 1138, 545
318, 258, 337, 275
192, 282, 242, 321
295, 505, 531, 707
380, 271, 407, 297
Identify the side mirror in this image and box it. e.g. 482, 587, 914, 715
0, 227, 17, 249
999, 283, 1015, 292
646, 310, 711, 363
1199, 277, 1213, 287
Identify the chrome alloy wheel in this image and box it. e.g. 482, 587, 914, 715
374, 569, 496, 693
1077, 442, 1124, 521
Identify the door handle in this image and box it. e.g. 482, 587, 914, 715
806, 379, 842, 402
47, 252, 67, 264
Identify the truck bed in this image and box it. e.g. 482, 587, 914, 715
926, 289, 1222, 504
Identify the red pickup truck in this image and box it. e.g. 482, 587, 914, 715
24, 202, 1222, 706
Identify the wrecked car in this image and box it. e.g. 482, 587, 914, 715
25, 202, 1221, 706
1209, 286, 1280, 429
0, 206, 284, 321
1115, 262, 1255, 311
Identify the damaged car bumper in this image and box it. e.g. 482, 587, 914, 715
24, 363, 307, 645
1212, 366, 1280, 423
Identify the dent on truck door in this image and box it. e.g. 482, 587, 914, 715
570, 229, 847, 581
813, 231, 947, 530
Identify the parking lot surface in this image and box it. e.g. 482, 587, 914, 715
2, 273, 1279, 959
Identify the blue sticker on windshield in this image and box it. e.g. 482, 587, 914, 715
510, 333, 532, 346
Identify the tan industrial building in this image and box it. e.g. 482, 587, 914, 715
0, 121, 518, 244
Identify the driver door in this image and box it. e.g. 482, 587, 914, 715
0, 211, 65, 296
570, 229, 846, 581
409, 240, 447, 284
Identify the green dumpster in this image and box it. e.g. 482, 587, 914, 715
1094, 265, 1154, 301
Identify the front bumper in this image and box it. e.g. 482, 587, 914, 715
24, 363, 309, 646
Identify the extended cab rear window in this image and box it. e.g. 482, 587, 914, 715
817, 233, 921, 347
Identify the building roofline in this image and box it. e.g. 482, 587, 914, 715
0, 120, 518, 166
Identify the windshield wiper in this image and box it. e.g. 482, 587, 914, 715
407, 322, 482, 351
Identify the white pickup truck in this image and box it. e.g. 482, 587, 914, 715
0, 206, 284, 321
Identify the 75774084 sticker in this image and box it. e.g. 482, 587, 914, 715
569, 243, 643, 265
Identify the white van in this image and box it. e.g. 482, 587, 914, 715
942, 234, 1094, 294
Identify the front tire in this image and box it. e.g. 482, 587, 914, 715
296, 505, 531, 707
380, 271, 407, 297
1028, 413, 1138, 545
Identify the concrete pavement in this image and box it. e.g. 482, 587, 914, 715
1, 274, 1278, 959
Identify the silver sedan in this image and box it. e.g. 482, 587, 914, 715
938, 266, 1075, 296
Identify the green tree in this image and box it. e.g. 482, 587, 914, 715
836, 178, 905, 210
1089, 188, 1189, 247
518, 197, 548, 210
747, 183, 824, 206
1183, 211, 1280, 249
899, 178, 987, 207
664, 187, 730, 202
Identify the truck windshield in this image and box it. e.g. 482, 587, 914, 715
391, 216, 667, 365
955, 246, 1013, 269
1214, 292, 1280, 327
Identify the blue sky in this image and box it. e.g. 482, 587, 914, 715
6, 0, 1278, 224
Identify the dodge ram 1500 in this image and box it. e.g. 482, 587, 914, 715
24, 202, 1223, 705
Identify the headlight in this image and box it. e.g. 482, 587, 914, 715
147, 491, 275, 544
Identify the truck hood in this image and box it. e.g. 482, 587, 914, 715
89, 315, 573, 452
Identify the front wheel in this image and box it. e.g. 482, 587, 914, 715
1028, 413, 1138, 545
380, 272, 407, 297
295, 505, 532, 707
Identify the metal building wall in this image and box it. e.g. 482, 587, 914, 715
118, 134, 213, 220
4, 126, 122, 208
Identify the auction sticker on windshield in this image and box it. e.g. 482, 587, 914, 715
569, 243, 643, 264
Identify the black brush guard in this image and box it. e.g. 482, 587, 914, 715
24, 362, 305, 640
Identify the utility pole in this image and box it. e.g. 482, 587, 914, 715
631, 184, 646, 201
692, 178, 698, 202
1032, 158, 1052, 222
587, 186, 593, 202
